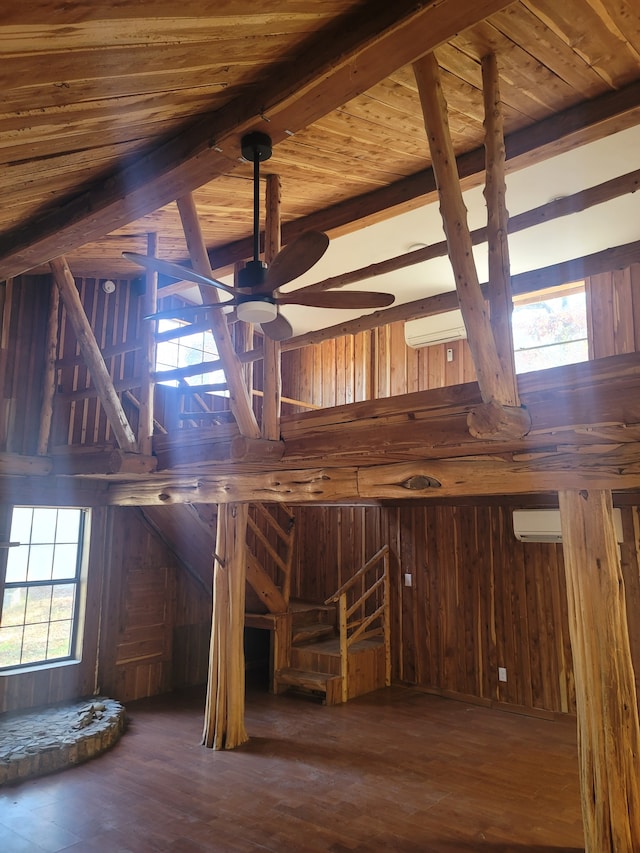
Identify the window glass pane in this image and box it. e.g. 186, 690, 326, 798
515, 339, 589, 374
5, 544, 29, 583
52, 543, 79, 580
0, 587, 27, 627
20, 623, 49, 665
25, 585, 53, 625
512, 287, 588, 374
56, 509, 82, 543
156, 340, 179, 369
1, 506, 87, 671
0, 626, 24, 668
27, 544, 55, 582
31, 508, 58, 543
10, 507, 33, 543
50, 584, 76, 622
202, 332, 217, 357
46, 620, 73, 660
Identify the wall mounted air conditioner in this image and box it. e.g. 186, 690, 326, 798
404, 309, 467, 348
512, 509, 623, 544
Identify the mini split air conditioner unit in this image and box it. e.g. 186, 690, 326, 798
404, 309, 467, 349
512, 509, 623, 544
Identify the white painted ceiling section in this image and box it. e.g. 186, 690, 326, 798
189, 124, 640, 336
278, 123, 640, 334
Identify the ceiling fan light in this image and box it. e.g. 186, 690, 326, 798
236, 300, 278, 324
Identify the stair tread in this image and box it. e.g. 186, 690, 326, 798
295, 636, 385, 656
292, 624, 336, 644
276, 668, 342, 688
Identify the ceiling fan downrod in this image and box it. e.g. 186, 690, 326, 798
239, 131, 273, 292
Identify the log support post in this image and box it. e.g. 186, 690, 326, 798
137, 232, 158, 456
202, 502, 249, 750
177, 193, 260, 440
558, 489, 640, 851
262, 174, 282, 441
37, 279, 60, 455
414, 52, 528, 440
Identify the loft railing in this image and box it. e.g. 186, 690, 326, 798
325, 544, 391, 703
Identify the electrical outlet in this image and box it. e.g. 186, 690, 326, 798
498, 667, 507, 682
446, 347, 454, 362
404, 573, 413, 587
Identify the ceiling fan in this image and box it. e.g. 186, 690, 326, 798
124, 132, 394, 341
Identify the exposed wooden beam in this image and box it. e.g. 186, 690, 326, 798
297, 167, 640, 297
0, 452, 52, 476
207, 80, 640, 272
51, 447, 157, 476
177, 193, 260, 439
49, 256, 138, 453
0, 0, 514, 280
558, 489, 640, 851
279, 239, 640, 354
105, 447, 640, 506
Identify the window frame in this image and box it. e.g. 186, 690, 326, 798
0, 506, 90, 673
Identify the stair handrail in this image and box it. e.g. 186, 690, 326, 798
324, 544, 391, 703
324, 544, 390, 604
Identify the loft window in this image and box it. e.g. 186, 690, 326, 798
0, 507, 89, 671
155, 319, 227, 393
511, 281, 588, 374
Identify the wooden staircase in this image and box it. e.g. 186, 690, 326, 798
273, 547, 391, 705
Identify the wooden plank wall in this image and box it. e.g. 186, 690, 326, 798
282, 265, 640, 408
288, 501, 640, 717
98, 507, 211, 703
0, 506, 211, 713
282, 329, 476, 410
0, 276, 50, 454
53, 276, 141, 448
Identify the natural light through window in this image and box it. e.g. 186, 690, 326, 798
0, 507, 88, 671
511, 281, 588, 374
155, 319, 226, 392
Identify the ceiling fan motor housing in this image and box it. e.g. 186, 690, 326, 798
236, 299, 278, 324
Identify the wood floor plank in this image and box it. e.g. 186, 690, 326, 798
0, 686, 584, 852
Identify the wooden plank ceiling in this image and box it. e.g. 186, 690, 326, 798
2, 0, 640, 280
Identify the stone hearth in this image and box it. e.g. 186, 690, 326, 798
0, 697, 126, 785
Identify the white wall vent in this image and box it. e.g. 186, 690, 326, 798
512, 508, 623, 544
404, 310, 467, 348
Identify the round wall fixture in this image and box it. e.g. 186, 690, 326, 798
102, 280, 116, 294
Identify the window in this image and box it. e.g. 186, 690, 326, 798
512, 281, 588, 374
155, 319, 226, 392
0, 507, 88, 671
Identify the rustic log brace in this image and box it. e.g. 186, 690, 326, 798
467, 401, 532, 441
230, 437, 285, 463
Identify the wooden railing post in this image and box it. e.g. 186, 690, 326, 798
383, 549, 391, 687
339, 592, 349, 704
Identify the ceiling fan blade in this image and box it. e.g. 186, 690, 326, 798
275, 290, 394, 309
144, 301, 238, 322
260, 312, 294, 341
123, 252, 237, 298
263, 231, 330, 292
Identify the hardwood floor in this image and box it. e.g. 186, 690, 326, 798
0, 685, 584, 852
